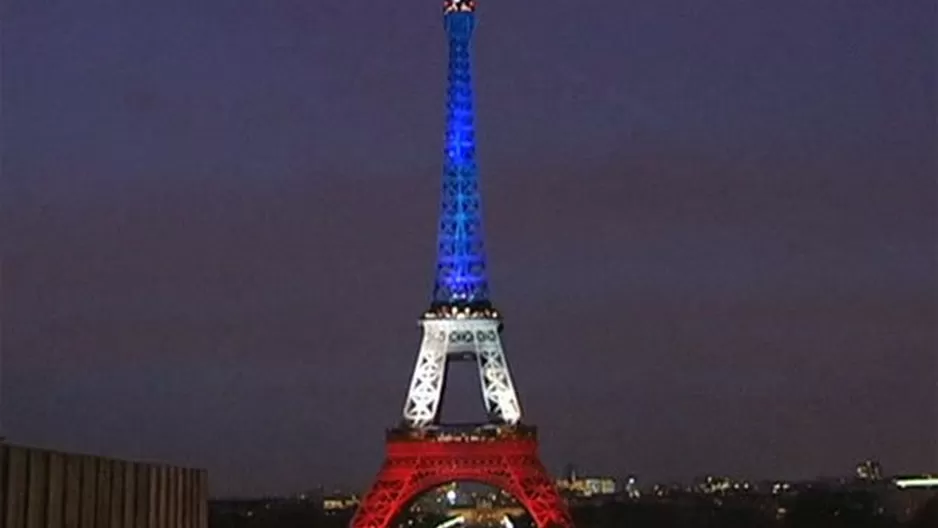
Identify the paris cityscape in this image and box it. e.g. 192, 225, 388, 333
2, 1, 935, 528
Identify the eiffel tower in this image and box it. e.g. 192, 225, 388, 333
351, 2, 573, 527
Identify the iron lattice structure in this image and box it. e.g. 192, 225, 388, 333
352, 427, 573, 528
401, 0, 522, 429
433, 0, 487, 307
353, 3, 572, 528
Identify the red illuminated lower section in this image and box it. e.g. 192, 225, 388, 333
351, 425, 573, 528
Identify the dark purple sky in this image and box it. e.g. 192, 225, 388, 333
3, 0, 936, 496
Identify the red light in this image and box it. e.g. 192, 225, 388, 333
351, 433, 573, 528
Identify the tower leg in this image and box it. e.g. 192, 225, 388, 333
402, 327, 448, 427
474, 327, 521, 424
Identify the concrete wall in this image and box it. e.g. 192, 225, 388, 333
0, 443, 208, 528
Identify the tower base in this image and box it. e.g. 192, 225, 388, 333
351, 425, 573, 528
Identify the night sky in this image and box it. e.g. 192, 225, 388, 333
3, 0, 936, 497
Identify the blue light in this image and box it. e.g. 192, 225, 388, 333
432, 9, 489, 306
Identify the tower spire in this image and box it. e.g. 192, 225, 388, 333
433, 0, 488, 308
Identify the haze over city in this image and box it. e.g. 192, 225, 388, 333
3, 0, 935, 499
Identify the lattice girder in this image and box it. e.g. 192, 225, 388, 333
351, 432, 573, 528
402, 317, 522, 427
433, 7, 488, 306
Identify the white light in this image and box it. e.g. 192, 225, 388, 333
436, 516, 465, 528
403, 318, 522, 426
895, 477, 938, 489
446, 490, 457, 504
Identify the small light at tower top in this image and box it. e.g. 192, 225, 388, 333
444, 0, 476, 14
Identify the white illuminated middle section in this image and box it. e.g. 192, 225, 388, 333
402, 316, 522, 427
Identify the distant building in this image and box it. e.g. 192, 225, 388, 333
555, 476, 616, 498
554, 464, 615, 499
623, 476, 641, 499
323, 493, 360, 513
856, 459, 883, 481
693, 475, 754, 495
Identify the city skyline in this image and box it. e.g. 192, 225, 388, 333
3, 0, 936, 496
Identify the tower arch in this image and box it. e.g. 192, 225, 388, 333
352, 427, 572, 528
390, 479, 532, 527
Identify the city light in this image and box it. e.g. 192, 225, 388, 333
894, 477, 938, 489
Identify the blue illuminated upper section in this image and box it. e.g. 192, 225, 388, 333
432, 3, 489, 307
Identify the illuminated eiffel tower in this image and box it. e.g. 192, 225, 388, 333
350, 2, 572, 528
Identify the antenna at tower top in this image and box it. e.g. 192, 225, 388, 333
444, 0, 476, 14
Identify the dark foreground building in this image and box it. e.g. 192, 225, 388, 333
0, 442, 208, 528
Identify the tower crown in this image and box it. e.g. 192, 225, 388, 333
444, 0, 476, 15
433, 0, 487, 309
